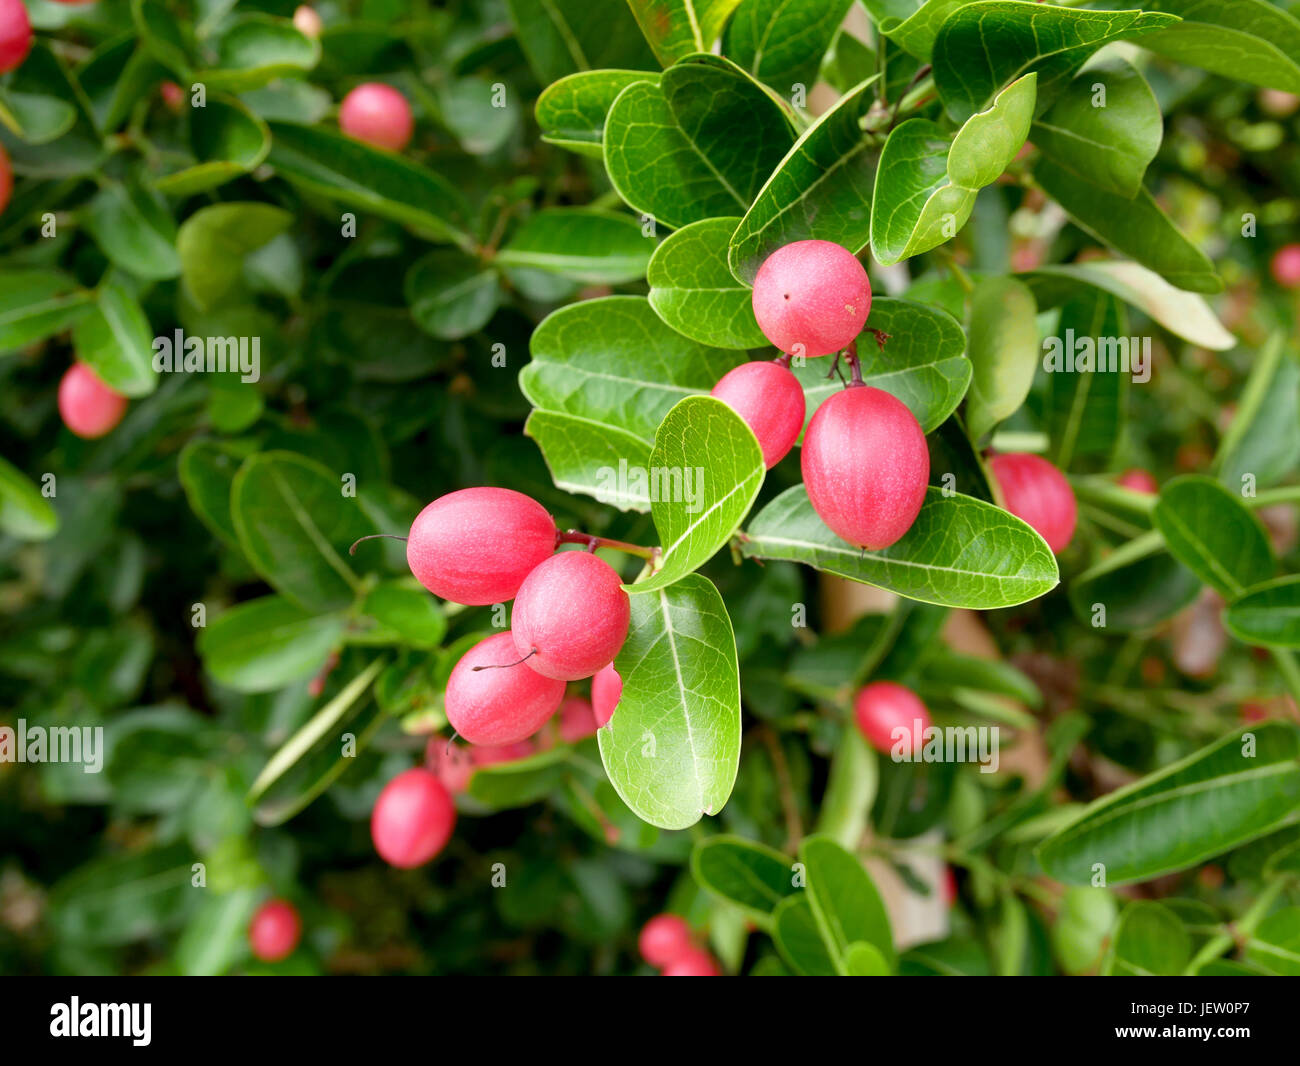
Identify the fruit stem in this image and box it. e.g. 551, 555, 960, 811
472, 648, 537, 671
556, 529, 659, 561
349, 533, 409, 555
773, 352, 792, 369
843, 341, 865, 387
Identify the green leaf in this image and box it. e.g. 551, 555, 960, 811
742, 486, 1059, 609
604, 55, 795, 229
267, 120, 472, 247
230, 451, 375, 613
772, 894, 838, 976
883, 0, 980, 61
1069, 534, 1199, 631
70, 279, 159, 398
726, 0, 856, 91
1034, 158, 1221, 294
498, 208, 656, 284
0, 454, 58, 540
1045, 291, 1128, 468
0, 270, 92, 352
1224, 577, 1300, 649
175, 889, 260, 977
799, 835, 896, 973
933, 1, 1178, 121
405, 250, 500, 340
922, 650, 1042, 707
82, 182, 181, 281
0, 88, 76, 144
1038, 722, 1300, 885
1023, 260, 1235, 351
536, 69, 660, 157
633, 396, 764, 593
1245, 908, 1300, 976
628, 0, 743, 65
438, 75, 521, 156
871, 73, 1036, 265
647, 216, 767, 348
468, 747, 571, 809
198, 14, 320, 93
1102, 902, 1190, 976
179, 439, 247, 547
153, 96, 271, 197
131, 0, 193, 78
792, 298, 970, 434
842, 940, 891, 975
1152, 475, 1274, 598
505, 0, 657, 83
176, 202, 293, 311
78, 35, 166, 134
690, 835, 798, 922
524, 409, 655, 511
597, 573, 741, 830
47, 843, 195, 947
728, 75, 880, 283
1031, 58, 1161, 199
198, 596, 345, 693
359, 581, 447, 648
964, 275, 1038, 440
1215, 334, 1300, 490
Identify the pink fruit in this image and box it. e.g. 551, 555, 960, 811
1271, 244, 1300, 288
0, 0, 32, 74
425, 734, 474, 794
405, 488, 556, 606
662, 949, 721, 976
471, 739, 536, 765
1116, 468, 1158, 495
511, 551, 630, 681
801, 385, 929, 549
160, 81, 185, 112
370, 767, 456, 868
445, 632, 565, 745
987, 452, 1078, 554
557, 695, 599, 743
710, 361, 806, 468
248, 899, 301, 962
854, 680, 932, 755
591, 663, 621, 727
339, 82, 414, 151
751, 240, 871, 357
639, 913, 693, 967
57, 363, 128, 439
0, 143, 10, 216
293, 5, 323, 37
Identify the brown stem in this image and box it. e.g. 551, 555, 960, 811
866, 327, 891, 352
759, 725, 803, 854
556, 529, 658, 561
773, 352, 792, 369
844, 340, 865, 387
472, 648, 537, 671
349, 533, 408, 555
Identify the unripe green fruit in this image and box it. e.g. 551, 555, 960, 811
1051, 887, 1117, 976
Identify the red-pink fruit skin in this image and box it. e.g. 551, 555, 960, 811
1117, 468, 1159, 495
988, 452, 1078, 554
662, 949, 721, 976
370, 767, 456, 868
293, 5, 323, 37
801, 386, 929, 549
425, 735, 474, 794
58, 363, 128, 439
446, 632, 565, 744
591, 663, 621, 727
0, 142, 10, 216
406, 487, 555, 605
1271, 244, 1300, 288
339, 82, 414, 151
248, 899, 301, 962
751, 240, 871, 358
471, 739, 535, 766
558, 695, 599, 743
710, 361, 806, 468
854, 680, 932, 755
0, 0, 31, 74
511, 551, 630, 681
639, 913, 694, 967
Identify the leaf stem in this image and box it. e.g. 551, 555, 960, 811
1269, 648, 1300, 707
1184, 876, 1288, 974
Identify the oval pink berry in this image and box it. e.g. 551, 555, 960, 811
557, 695, 599, 743
405, 487, 556, 606
1271, 244, 1300, 288
0, 0, 32, 74
248, 899, 301, 962
1116, 468, 1158, 495
471, 739, 536, 766
0, 143, 10, 217
445, 631, 565, 745
339, 82, 413, 151
752, 240, 871, 358
710, 361, 806, 468
425, 734, 474, 794
58, 363, 128, 439
801, 386, 929, 549
591, 663, 622, 728
511, 551, 630, 681
662, 948, 721, 976
639, 913, 694, 967
292, 4, 323, 37
370, 767, 456, 868
987, 452, 1078, 554
854, 680, 932, 756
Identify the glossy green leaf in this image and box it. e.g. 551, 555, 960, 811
176, 202, 292, 311
83, 182, 181, 281
800, 835, 896, 973
0, 270, 92, 352
498, 208, 656, 284
628, 0, 743, 65
198, 14, 320, 93
70, 279, 159, 398
1046, 291, 1127, 468
505, 0, 657, 83
153, 96, 270, 196
1224, 577, 1300, 649
883, 0, 980, 61
597, 573, 741, 829
131, 0, 192, 78
742, 486, 1059, 609
965, 275, 1038, 440
535, 69, 660, 157
78, 35, 166, 134
1152, 475, 1274, 598
772, 894, 838, 976
175, 889, 260, 977
842, 941, 891, 976
1215, 334, 1300, 490
178, 439, 247, 547
690, 835, 797, 921
198, 596, 345, 693
1038, 723, 1300, 885
468, 747, 571, 809
1069, 534, 1199, 631
0, 88, 76, 144
47, 843, 195, 946
727, 0, 855, 91
0, 454, 58, 540
1102, 901, 1190, 976
523, 409, 655, 511
405, 250, 500, 340
359, 581, 447, 648
1245, 908, 1300, 976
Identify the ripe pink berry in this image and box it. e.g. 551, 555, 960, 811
160, 81, 185, 112
557, 695, 599, 743
1116, 468, 1158, 495
662, 949, 721, 976
58, 362, 128, 439
0, 143, 10, 217
854, 680, 932, 755
1271, 244, 1300, 288
405, 487, 556, 606
591, 663, 622, 728
801, 385, 929, 549
370, 767, 456, 868
425, 734, 474, 794
710, 361, 806, 468
248, 899, 301, 962
987, 452, 1078, 554
0, 0, 32, 74
338, 82, 414, 151
292, 4, 323, 37
511, 551, 630, 681
751, 240, 871, 357
471, 739, 536, 765
445, 631, 565, 745
639, 913, 694, 967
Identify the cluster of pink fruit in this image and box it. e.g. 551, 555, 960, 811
638, 914, 722, 977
